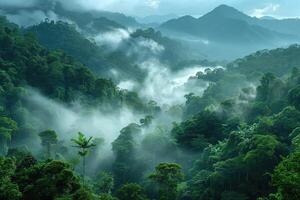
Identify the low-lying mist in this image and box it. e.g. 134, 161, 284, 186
118, 59, 223, 106
19, 86, 192, 175
22, 88, 142, 144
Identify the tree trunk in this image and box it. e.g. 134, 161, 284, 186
47, 144, 51, 159
83, 156, 86, 186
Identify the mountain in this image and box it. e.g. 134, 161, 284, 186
160, 5, 295, 44
205, 5, 300, 36
27, 21, 146, 81
53, 2, 140, 28
0, 1, 141, 29
0, 16, 145, 111
136, 14, 179, 24
129, 28, 188, 65
228, 44, 300, 76
159, 5, 300, 59
83, 17, 126, 35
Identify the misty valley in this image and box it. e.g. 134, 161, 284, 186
1, 1, 300, 200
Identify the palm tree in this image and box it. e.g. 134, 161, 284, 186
71, 132, 96, 185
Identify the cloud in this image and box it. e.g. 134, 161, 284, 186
22, 88, 141, 145
1, 9, 59, 27
0, 0, 38, 8
0, 0, 298, 19
251, 3, 280, 18
93, 28, 131, 48
118, 80, 136, 91
137, 39, 165, 54
136, 59, 216, 106
146, 0, 160, 9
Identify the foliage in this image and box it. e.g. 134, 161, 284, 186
0, 115, 17, 155
272, 152, 300, 200
1, 7, 300, 200
27, 20, 146, 81
172, 110, 224, 151
112, 124, 145, 187
94, 172, 114, 194
0, 156, 21, 200
228, 45, 300, 77
71, 132, 96, 185
149, 163, 184, 200
39, 129, 58, 158
117, 183, 148, 200
14, 160, 81, 200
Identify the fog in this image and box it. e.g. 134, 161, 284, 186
0, 0, 225, 177
22, 88, 142, 145
133, 60, 216, 105
93, 28, 131, 49
0, 9, 59, 27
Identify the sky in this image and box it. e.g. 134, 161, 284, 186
0, 0, 299, 18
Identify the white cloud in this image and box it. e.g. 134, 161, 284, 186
0, 0, 38, 8
137, 59, 217, 105
23, 88, 141, 144
3, 10, 59, 27
93, 28, 131, 48
146, 0, 160, 9
58, 0, 160, 13
251, 3, 280, 18
137, 39, 165, 54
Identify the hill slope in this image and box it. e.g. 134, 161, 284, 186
159, 5, 300, 60
160, 5, 296, 44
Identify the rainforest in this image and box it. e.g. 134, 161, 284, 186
1, 1, 300, 200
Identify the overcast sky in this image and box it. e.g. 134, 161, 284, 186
0, 0, 299, 18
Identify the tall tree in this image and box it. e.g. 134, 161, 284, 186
38, 129, 58, 159
149, 163, 184, 200
272, 152, 300, 200
95, 172, 114, 194
0, 157, 21, 200
117, 183, 148, 200
71, 132, 95, 185
0, 116, 17, 155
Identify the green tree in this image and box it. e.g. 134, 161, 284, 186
38, 129, 58, 158
117, 183, 148, 200
95, 172, 114, 194
0, 116, 17, 155
140, 115, 153, 127
256, 73, 276, 102
112, 124, 144, 187
0, 156, 22, 200
71, 132, 95, 185
72, 188, 94, 200
149, 163, 184, 200
99, 193, 118, 200
272, 152, 300, 200
172, 110, 224, 151
14, 160, 81, 200
288, 85, 300, 110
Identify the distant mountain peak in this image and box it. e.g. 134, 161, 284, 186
204, 4, 249, 20
214, 4, 238, 11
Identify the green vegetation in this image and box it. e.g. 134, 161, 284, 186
71, 132, 96, 185
38, 130, 58, 159
27, 20, 146, 81
1, 9, 300, 200
149, 163, 183, 200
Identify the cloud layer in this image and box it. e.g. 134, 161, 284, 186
0, 0, 299, 18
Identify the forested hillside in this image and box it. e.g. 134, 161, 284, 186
1, 2, 300, 200
26, 20, 146, 81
